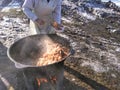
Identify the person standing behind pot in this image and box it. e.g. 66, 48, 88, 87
22, 0, 64, 34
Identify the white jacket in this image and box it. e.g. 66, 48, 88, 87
22, 0, 62, 24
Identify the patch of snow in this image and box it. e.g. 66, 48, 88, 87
8, 2, 21, 7
107, 53, 120, 69
70, 41, 77, 48
111, 73, 116, 78
62, 0, 77, 9
63, 0, 97, 20
116, 48, 120, 52
62, 17, 73, 23
72, 78, 75, 81
109, 29, 117, 33
0, 17, 24, 27
81, 49, 120, 73
99, 51, 120, 71
0, 21, 10, 27
81, 2, 120, 20
1, 6, 21, 16
102, 0, 120, 7
79, 11, 96, 20
81, 60, 108, 72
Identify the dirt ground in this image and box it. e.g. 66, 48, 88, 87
0, 4, 120, 89
0, 16, 120, 90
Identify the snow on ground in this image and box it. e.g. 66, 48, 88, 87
0, 16, 29, 48
62, 17, 73, 23
102, 0, 120, 7
62, 0, 120, 21
81, 60, 109, 72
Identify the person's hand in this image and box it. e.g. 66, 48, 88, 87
52, 22, 64, 32
35, 18, 45, 26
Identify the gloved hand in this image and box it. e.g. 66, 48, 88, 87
35, 18, 45, 26
52, 22, 64, 32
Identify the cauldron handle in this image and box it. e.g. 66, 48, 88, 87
15, 62, 32, 69
61, 49, 75, 61
70, 49, 75, 55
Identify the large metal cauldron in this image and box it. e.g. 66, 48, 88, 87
7, 34, 72, 90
